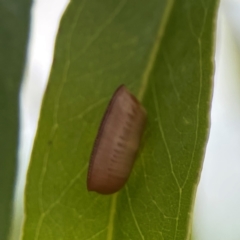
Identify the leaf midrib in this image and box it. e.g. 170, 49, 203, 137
106, 0, 175, 239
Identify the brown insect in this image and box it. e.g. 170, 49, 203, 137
87, 85, 147, 194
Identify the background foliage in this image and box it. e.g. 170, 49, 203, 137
0, 0, 32, 239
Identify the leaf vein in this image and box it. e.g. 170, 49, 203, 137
138, 0, 174, 101
126, 186, 145, 240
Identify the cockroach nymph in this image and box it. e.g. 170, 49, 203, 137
87, 85, 147, 194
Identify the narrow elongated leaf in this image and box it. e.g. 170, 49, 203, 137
23, 0, 219, 239
0, 1, 32, 239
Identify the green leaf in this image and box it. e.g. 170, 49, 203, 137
0, 1, 32, 239
23, 0, 219, 239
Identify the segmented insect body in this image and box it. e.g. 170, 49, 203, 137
87, 85, 146, 194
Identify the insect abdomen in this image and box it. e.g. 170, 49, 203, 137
87, 85, 146, 194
